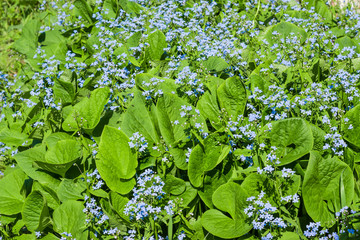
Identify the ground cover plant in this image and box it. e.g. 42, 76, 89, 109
1, 0, 360, 239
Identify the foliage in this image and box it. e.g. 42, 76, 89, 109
1, 0, 360, 239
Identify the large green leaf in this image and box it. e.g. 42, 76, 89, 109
260, 22, 307, 45
41, 30, 68, 62
197, 91, 222, 130
342, 104, 360, 148
121, 91, 159, 144
43, 132, 74, 149
13, 18, 40, 58
264, 118, 313, 165
14, 146, 60, 190
303, 0, 332, 22
32, 182, 60, 210
217, 76, 246, 121
164, 175, 186, 195
310, 124, 326, 152
201, 182, 252, 239
198, 168, 232, 208
109, 191, 129, 221
97, 126, 137, 194
188, 135, 230, 187
156, 93, 188, 146
53, 70, 75, 103
57, 179, 86, 202
0, 169, 26, 215
53, 200, 87, 240
22, 191, 51, 231
0, 128, 32, 147
73, 0, 93, 23
303, 151, 354, 227
119, 0, 142, 14
148, 30, 166, 60
204, 57, 229, 72
62, 87, 110, 132
35, 139, 82, 177
335, 36, 360, 54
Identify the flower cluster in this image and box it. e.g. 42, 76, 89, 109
244, 191, 287, 233
83, 195, 109, 235
128, 132, 148, 153
124, 169, 167, 221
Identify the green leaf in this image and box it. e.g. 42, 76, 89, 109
41, 30, 68, 62
188, 135, 230, 188
310, 124, 326, 152
13, 18, 40, 58
204, 57, 229, 72
0, 169, 26, 215
109, 191, 129, 221
53, 200, 87, 240
217, 76, 247, 121
197, 91, 222, 130
22, 191, 50, 231
335, 36, 360, 53
303, 151, 354, 227
57, 179, 86, 202
62, 87, 110, 132
119, 0, 142, 14
198, 168, 233, 208
260, 22, 307, 45
121, 91, 159, 144
279, 232, 301, 240
35, 139, 82, 177
173, 182, 197, 207
342, 104, 360, 148
97, 126, 137, 194
127, 31, 142, 48
53, 71, 75, 104
102, 0, 117, 19
156, 93, 188, 146
0, 128, 32, 147
32, 182, 60, 210
264, 118, 313, 165
303, 0, 332, 22
148, 30, 167, 60
164, 176, 186, 195
14, 146, 60, 190
201, 182, 252, 239
43, 132, 74, 149
73, 0, 93, 23
241, 173, 275, 203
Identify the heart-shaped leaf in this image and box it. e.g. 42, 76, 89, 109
35, 139, 82, 177
303, 151, 354, 227
264, 118, 313, 165
97, 126, 137, 194
22, 190, 51, 231
0, 169, 27, 215
217, 76, 247, 121
201, 182, 252, 239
